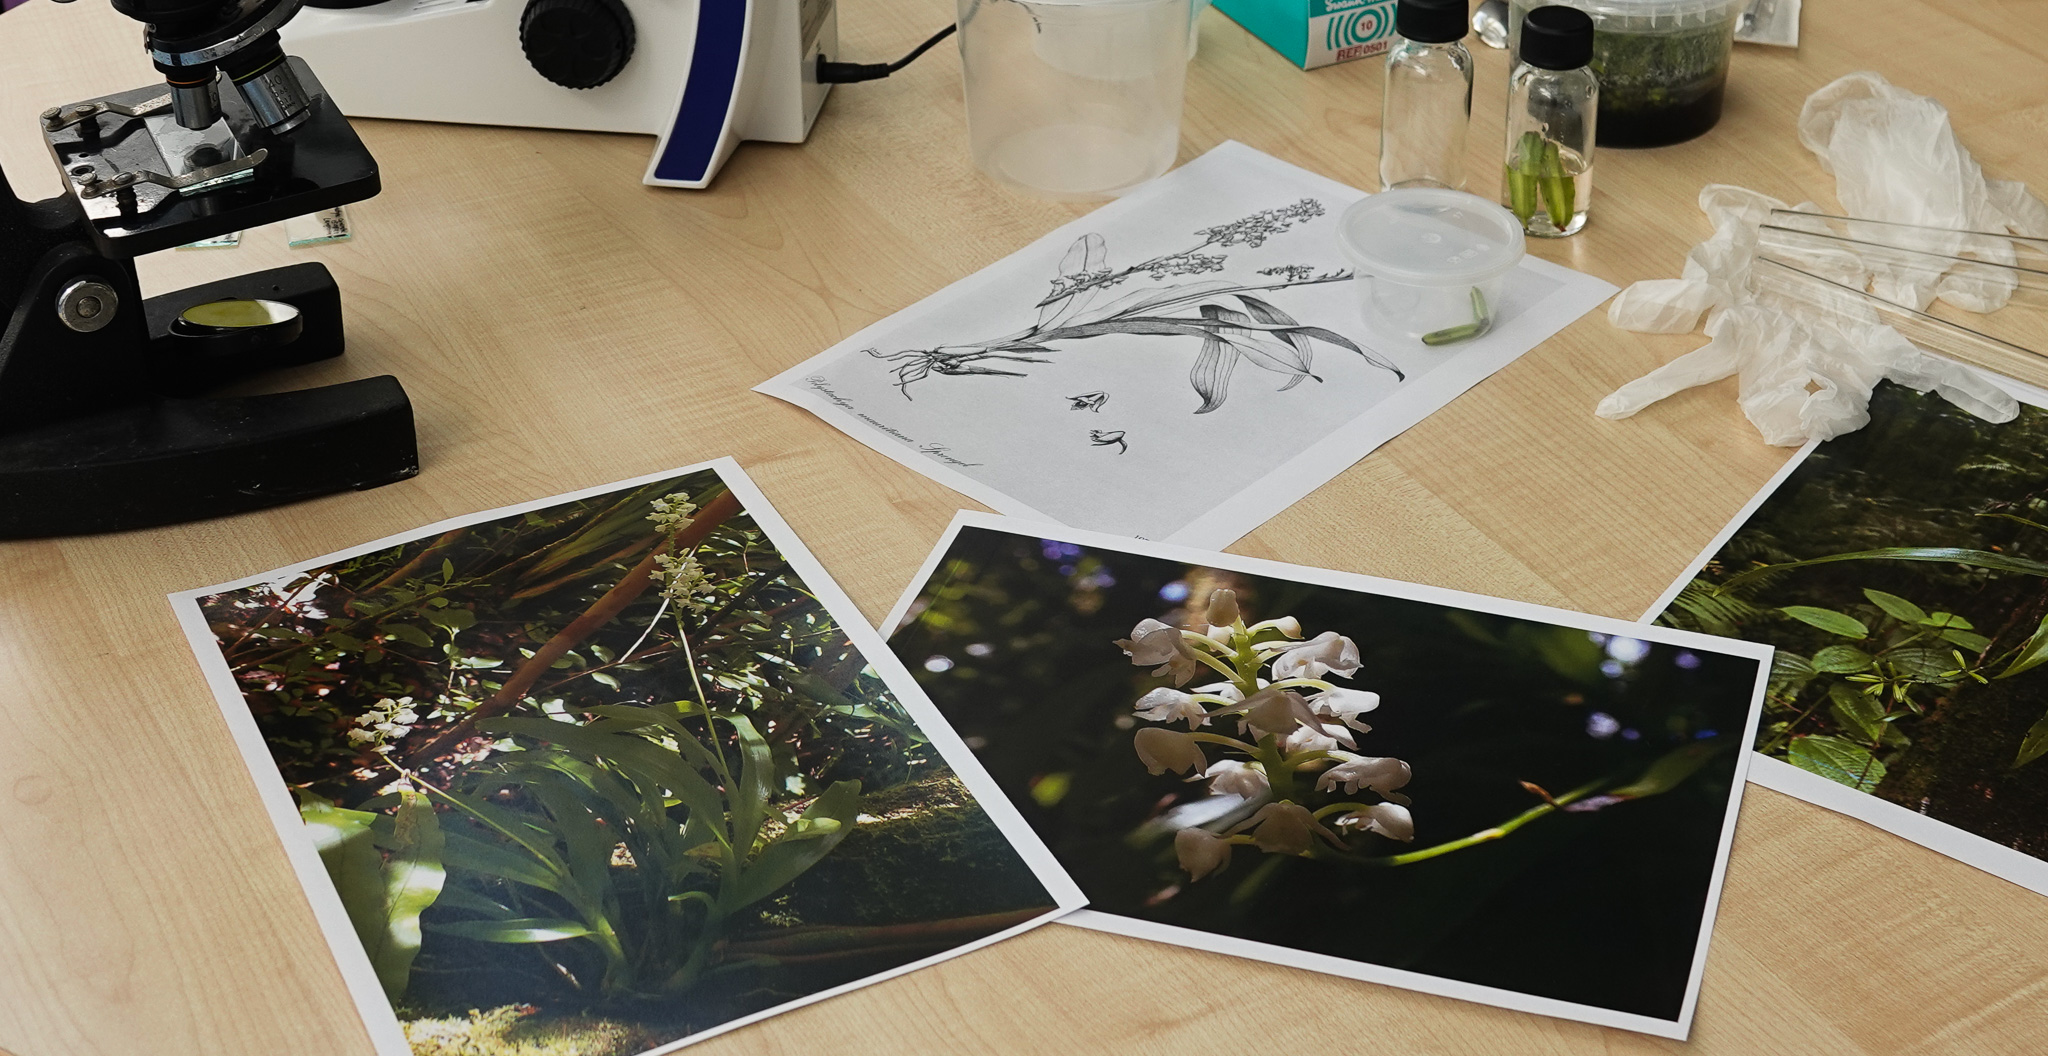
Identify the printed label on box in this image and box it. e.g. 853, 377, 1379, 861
1308, 0, 1396, 67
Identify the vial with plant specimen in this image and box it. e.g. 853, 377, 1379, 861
1503, 6, 1598, 237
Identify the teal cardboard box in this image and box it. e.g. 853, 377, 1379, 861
1214, 0, 1398, 68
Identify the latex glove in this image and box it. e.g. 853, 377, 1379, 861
1597, 73, 2032, 445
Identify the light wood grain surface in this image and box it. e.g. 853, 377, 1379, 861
3, 1, 2047, 1053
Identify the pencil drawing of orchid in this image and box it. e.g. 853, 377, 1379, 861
1117, 589, 1418, 880
873, 200, 1405, 413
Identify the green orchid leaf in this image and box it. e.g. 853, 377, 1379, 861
437, 830, 566, 894
1999, 614, 2048, 679
720, 781, 862, 915
1861, 589, 1928, 625
367, 790, 445, 1002
1724, 547, 2048, 590
300, 794, 386, 957
1786, 735, 1887, 792
2016, 710, 2048, 768
1781, 606, 1869, 639
431, 883, 514, 918
1604, 742, 1722, 798
1921, 611, 1973, 630
727, 715, 776, 853
428, 918, 595, 943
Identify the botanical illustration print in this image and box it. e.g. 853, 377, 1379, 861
761, 142, 1600, 544
874, 200, 1402, 414
1656, 382, 2048, 864
894, 526, 1763, 1029
187, 470, 1058, 1056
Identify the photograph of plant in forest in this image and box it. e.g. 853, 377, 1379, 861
1654, 382, 2048, 887
173, 464, 1070, 1056
886, 521, 1767, 1035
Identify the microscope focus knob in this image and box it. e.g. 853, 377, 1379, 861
519, 0, 636, 90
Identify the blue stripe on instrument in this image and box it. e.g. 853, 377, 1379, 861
653, 0, 748, 183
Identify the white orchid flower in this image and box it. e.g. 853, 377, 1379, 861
1134, 727, 1208, 775
1133, 688, 1209, 728
1175, 828, 1233, 880
1247, 615, 1303, 640
1205, 588, 1240, 627
1232, 802, 1338, 855
1204, 759, 1270, 798
1333, 802, 1414, 842
1116, 618, 1202, 686
1308, 687, 1380, 732
1269, 631, 1362, 681
1316, 754, 1413, 803
1280, 720, 1356, 754
1225, 687, 1324, 739
1191, 681, 1244, 705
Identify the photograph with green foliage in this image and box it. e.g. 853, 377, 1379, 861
887, 524, 1766, 1034
179, 466, 1064, 1056
1656, 382, 2048, 885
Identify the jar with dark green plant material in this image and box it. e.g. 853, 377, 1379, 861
1508, 0, 1744, 148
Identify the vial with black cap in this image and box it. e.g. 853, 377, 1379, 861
1502, 5, 1598, 237
1379, 0, 1473, 192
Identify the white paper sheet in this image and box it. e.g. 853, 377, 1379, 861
758, 142, 1617, 548
168, 460, 1085, 1056
1645, 372, 2048, 898
882, 511, 1772, 1040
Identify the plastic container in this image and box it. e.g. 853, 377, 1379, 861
1335, 188, 1527, 344
1507, 0, 1743, 148
956, 0, 1193, 199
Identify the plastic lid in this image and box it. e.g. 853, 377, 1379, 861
1395, 0, 1468, 44
1520, 5, 1594, 69
1336, 189, 1527, 287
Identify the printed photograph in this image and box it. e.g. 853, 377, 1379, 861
1653, 381, 2048, 888
886, 519, 1768, 1036
173, 464, 1074, 1056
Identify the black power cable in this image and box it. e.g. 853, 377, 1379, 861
816, 24, 957, 84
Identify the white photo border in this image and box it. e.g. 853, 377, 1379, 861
882, 510, 1774, 1040
168, 459, 1087, 1056
1641, 372, 2048, 899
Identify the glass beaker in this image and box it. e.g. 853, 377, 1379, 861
956, 0, 1192, 199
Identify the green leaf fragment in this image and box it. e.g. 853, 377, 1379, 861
1781, 606, 1869, 639
1786, 735, 1888, 792
1862, 588, 1928, 624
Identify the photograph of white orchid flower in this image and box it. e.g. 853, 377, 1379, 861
883, 514, 1770, 1039
758, 141, 1616, 547
169, 461, 1082, 1056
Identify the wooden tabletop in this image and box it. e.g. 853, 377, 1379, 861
4, 1, 2047, 1053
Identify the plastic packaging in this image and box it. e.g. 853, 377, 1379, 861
1503, 5, 1597, 237
1509, 0, 1743, 147
1336, 188, 1526, 344
957, 0, 1193, 199
1596, 72, 2048, 445
1379, 0, 1474, 191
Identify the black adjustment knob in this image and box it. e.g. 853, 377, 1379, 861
519, 0, 635, 90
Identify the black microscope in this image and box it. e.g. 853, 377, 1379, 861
0, 0, 416, 538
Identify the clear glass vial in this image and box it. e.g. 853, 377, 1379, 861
1379, 0, 1474, 191
1503, 5, 1598, 237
